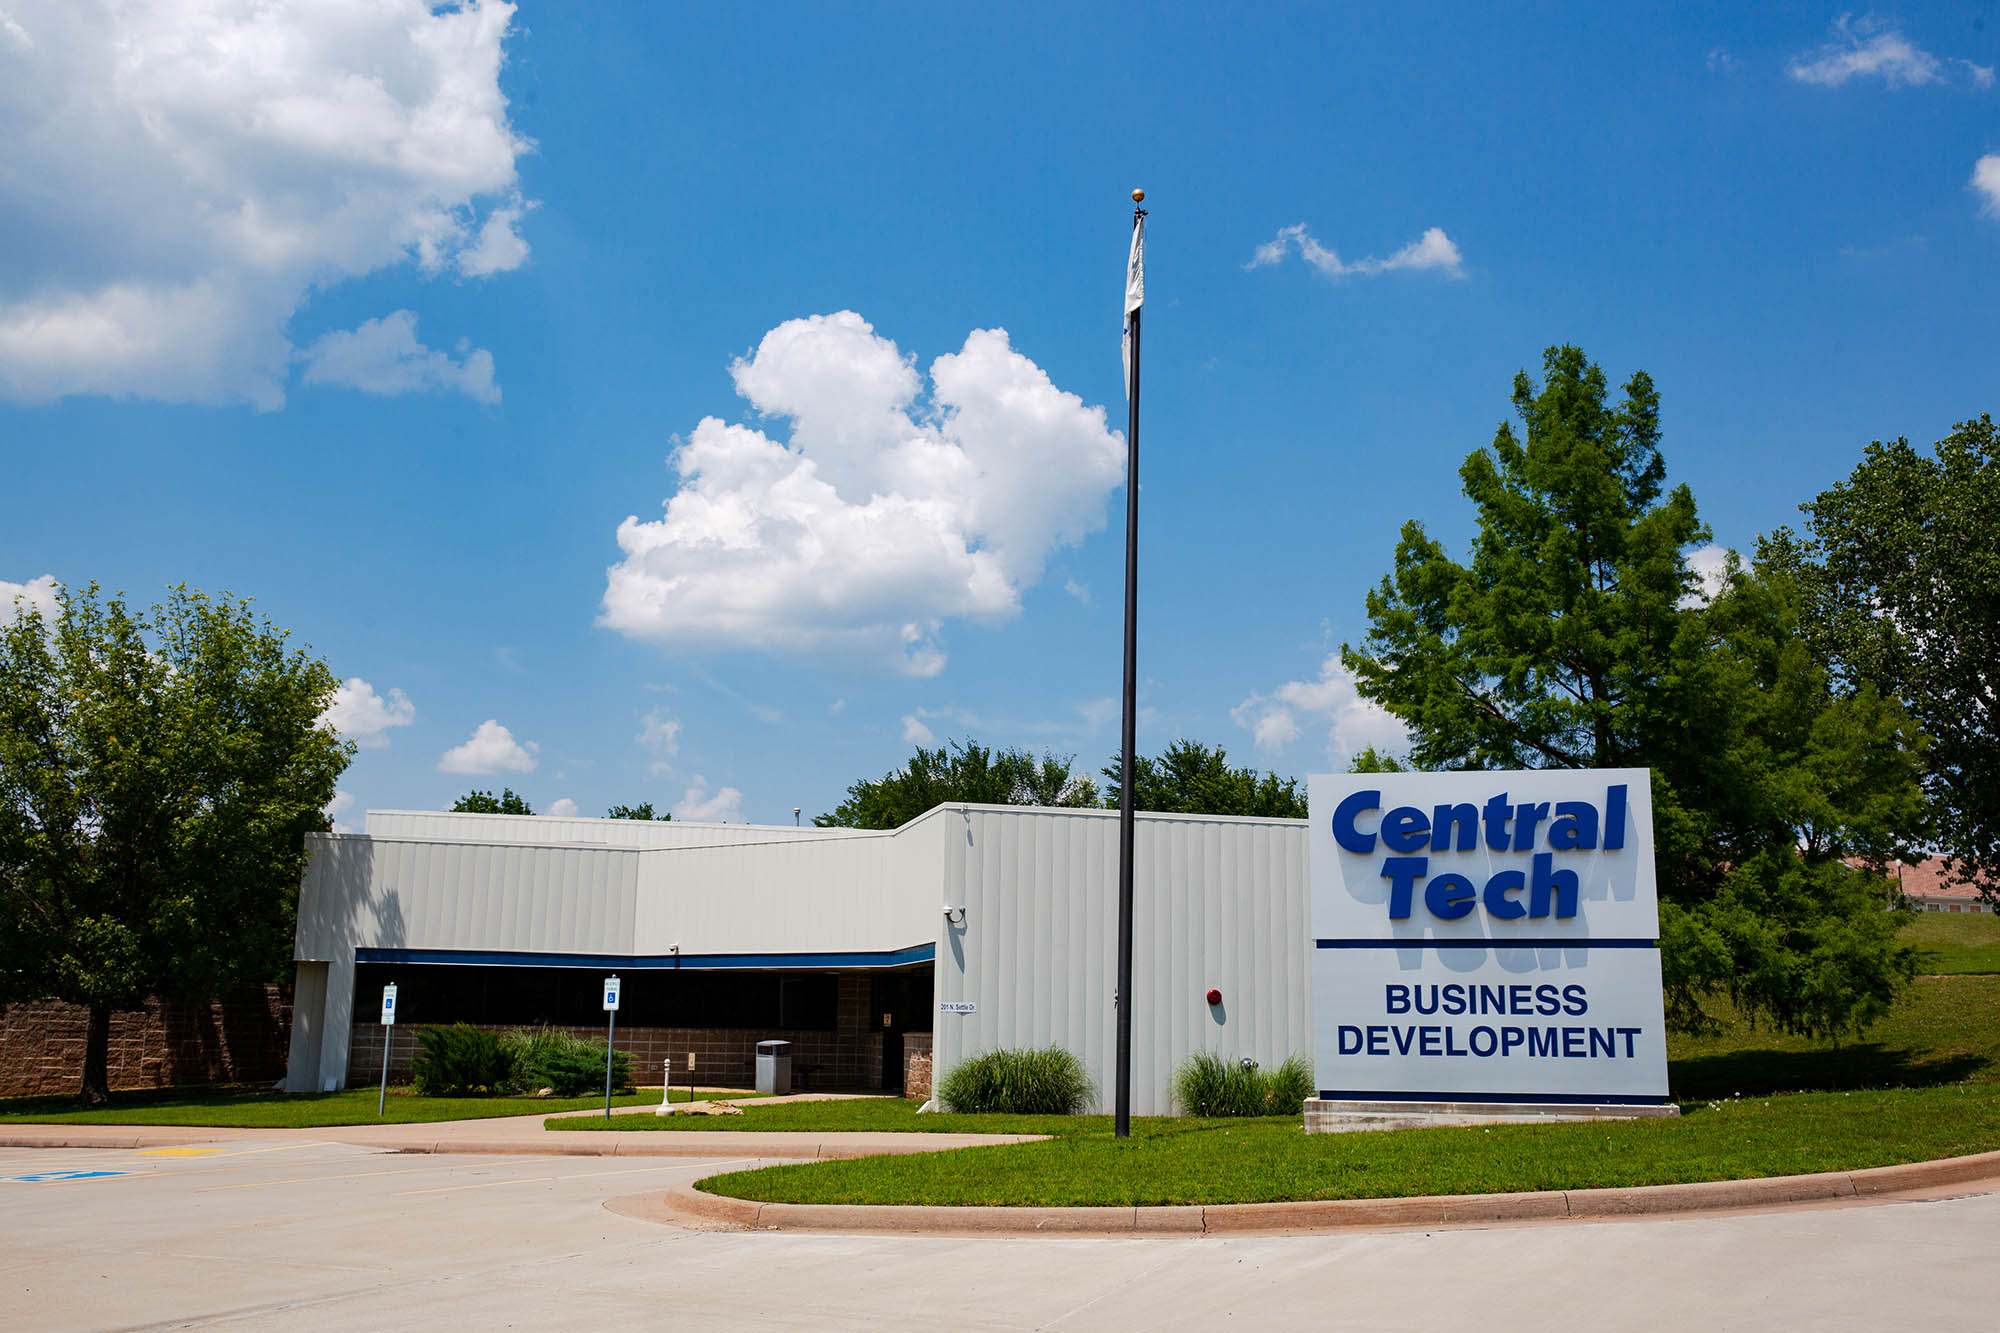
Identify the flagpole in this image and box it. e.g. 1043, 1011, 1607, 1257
1115, 189, 1146, 1140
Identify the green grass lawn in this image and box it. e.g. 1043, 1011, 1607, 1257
685, 972, 2000, 1206
550, 1097, 1081, 1135
1904, 909, 2000, 975
0, 1085, 733, 1128
701, 1083, 2000, 1207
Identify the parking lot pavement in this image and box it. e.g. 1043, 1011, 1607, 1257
6, 1142, 1999, 1330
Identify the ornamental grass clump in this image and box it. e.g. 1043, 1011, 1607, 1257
503, 1027, 633, 1097
938, 1046, 1094, 1115
1174, 1051, 1315, 1116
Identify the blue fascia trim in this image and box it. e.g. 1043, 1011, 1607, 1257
1315, 938, 1658, 950
1316, 1089, 1674, 1106
353, 943, 936, 970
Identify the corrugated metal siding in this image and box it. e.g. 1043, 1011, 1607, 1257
931, 807, 1309, 1116
631, 831, 932, 956
296, 804, 1307, 1114
297, 835, 639, 956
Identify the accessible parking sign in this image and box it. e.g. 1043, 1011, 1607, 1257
1308, 769, 1670, 1105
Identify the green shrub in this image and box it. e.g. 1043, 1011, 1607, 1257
938, 1046, 1093, 1115
1173, 1051, 1315, 1116
501, 1027, 634, 1096
411, 1024, 514, 1096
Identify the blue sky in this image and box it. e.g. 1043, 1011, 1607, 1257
4, 2, 1997, 826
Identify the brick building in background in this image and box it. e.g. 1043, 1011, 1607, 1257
1893, 857, 1994, 914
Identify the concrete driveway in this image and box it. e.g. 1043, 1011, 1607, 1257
4, 1141, 1995, 1329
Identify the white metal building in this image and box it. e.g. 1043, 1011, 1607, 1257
284, 804, 1311, 1115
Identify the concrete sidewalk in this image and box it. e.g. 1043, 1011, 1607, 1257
0, 1095, 1040, 1160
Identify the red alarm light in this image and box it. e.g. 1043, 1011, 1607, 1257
1205, 988, 1222, 1006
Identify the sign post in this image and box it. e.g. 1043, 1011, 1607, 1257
377, 983, 397, 1118
601, 975, 620, 1121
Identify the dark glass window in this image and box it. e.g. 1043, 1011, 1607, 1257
351, 963, 846, 1030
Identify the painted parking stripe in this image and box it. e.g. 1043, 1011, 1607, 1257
138, 1147, 222, 1157
393, 1175, 560, 1196
197, 1166, 438, 1192
4, 1170, 128, 1183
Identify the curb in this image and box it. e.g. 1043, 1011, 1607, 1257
0, 1129, 1036, 1160
658, 1148, 2000, 1237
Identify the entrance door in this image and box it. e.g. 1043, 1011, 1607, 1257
870, 965, 933, 1092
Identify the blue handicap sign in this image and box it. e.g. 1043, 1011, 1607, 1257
5, 1170, 128, 1183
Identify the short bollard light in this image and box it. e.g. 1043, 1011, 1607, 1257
661, 1056, 673, 1110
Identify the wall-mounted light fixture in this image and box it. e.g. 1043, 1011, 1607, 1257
1206, 988, 1222, 1006
943, 904, 966, 927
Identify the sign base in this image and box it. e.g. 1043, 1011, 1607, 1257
1303, 1097, 1680, 1135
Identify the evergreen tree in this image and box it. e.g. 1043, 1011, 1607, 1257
1344, 347, 1925, 1037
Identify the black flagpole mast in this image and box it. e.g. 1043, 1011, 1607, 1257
1115, 189, 1145, 1140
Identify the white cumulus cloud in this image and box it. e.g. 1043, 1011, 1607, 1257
602, 311, 1125, 675
1681, 544, 1733, 608
901, 714, 935, 746
637, 708, 681, 776
546, 796, 580, 818
1786, 15, 1994, 89
299, 311, 498, 404
0, 0, 531, 409
674, 776, 744, 823
1976, 155, 2000, 218
323, 789, 356, 833
1246, 224, 1465, 279
1231, 656, 1410, 767
322, 677, 415, 748
438, 718, 537, 775
1, 573, 60, 625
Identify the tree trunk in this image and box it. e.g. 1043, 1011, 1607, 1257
80, 1005, 112, 1107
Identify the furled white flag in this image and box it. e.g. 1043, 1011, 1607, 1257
1122, 211, 1145, 399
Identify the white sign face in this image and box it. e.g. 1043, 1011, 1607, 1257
1309, 769, 1670, 1105
938, 1001, 977, 1015
602, 977, 620, 1012
380, 984, 397, 1026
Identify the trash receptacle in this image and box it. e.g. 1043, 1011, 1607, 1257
755, 1040, 792, 1096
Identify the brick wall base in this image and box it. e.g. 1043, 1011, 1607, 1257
0, 985, 292, 1098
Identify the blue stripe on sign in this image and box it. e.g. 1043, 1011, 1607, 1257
1314, 938, 1657, 949
353, 943, 936, 970
1316, 1090, 1673, 1106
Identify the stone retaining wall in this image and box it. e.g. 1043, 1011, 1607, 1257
0, 985, 291, 1098
903, 1032, 933, 1100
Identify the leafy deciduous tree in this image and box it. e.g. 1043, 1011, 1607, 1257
1774, 415, 2000, 903
1101, 739, 1308, 819
0, 584, 350, 1103
605, 802, 670, 820
816, 741, 1098, 829
450, 788, 533, 815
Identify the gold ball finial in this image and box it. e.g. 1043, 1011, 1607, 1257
1132, 188, 1146, 203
